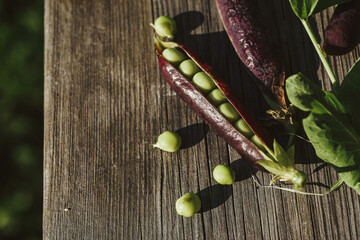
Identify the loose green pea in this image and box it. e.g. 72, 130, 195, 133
213, 164, 235, 185
234, 119, 253, 138
175, 192, 201, 217
250, 135, 266, 152
153, 131, 182, 152
153, 16, 177, 40
207, 89, 227, 106
178, 59, 201, 78
162, 48, 187, 66
217, 102, 240, 123
192, 72, 216, 94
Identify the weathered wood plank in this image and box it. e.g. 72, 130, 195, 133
44, 0, 360, 239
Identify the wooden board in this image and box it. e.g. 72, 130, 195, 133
44, 0, 360, 239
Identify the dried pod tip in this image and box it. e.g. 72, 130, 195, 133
153, 16, 177, 41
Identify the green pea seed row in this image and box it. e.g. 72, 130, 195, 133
162, 47, 266, 152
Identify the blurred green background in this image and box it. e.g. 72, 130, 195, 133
0, 0, 43, 239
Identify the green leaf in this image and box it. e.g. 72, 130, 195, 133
328, 178, 344, 193
304, 114, 360, 193
286, 73, 348, 120
273, 140, 294, 167
286, 145, 295, 165
286, 73, 360, 194
257, 140, 301, 187
289, 0, 317, 19
289, 0, 351, 19
257, 160, 290, 177
333, 58, 360, 134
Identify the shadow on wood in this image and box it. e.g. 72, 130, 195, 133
176, 123, 209, 149
230, 159, 257, 182
174, 11, 204, 37
173, 11, 241, 84
197, 184, 232, 213
196, 159, 256, 213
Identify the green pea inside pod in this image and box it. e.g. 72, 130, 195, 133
234, 119, 253, 139
192, 72, 217, 94
217, 102, 240, 123
175, 192, 201, 217
153, 131, 182, 152
207, 89, 227, 106
178, 59, 201, 79
162, 48, 187, 66
250, 134, 267, 152
213, 164, 235, 185
153, 16, 177, 40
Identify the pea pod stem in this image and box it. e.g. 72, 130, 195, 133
252, 174, 344, 195
301, 19, 339, 87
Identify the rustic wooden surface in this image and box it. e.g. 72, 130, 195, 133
44, 0, 360, 239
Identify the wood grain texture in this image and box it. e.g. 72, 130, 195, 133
44, 0, 360, 239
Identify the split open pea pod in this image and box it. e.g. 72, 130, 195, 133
153, 29, 272, 170
152, 16, 307, 188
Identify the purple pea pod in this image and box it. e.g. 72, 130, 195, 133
215, 0, 287, 110
152, 16, 307, 188
156, 42, 271, 170
323, 0, 360, 56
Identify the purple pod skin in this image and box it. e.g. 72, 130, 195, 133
216, 0, 287, 109
157, 45, 272, 171
323, 0, 360, 56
